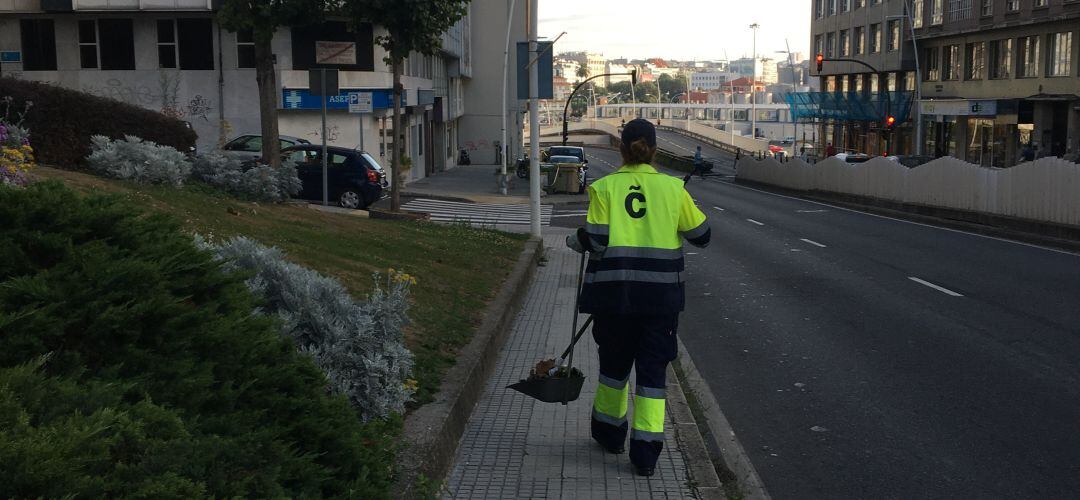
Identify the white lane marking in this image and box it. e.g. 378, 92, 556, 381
719, 181, 1080, 258
713, 206, 725, 212
800, 238, 827, 248
747, 219, 765, 226
908, 277, 964, 297
797, 209, 829, 213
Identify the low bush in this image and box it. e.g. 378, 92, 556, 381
0, 97, 34, 187
0, 181, 397, 498
203, 236, 415, 420
0, 77, 196, 167
191, 153, 301, 203
86, 135, 192, 186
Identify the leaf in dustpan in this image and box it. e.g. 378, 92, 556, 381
530, 359, 557, 379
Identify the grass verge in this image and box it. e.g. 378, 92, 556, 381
35, 166, 528, 405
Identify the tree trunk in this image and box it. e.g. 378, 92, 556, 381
254, 34, 281, 168
390, 56, 403, 212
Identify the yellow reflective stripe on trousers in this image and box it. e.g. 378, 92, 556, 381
594, 379, 629, 420
632, 394, 666, 437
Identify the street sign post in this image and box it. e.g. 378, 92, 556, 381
310, 68, 339, 207
348, 92, 372, 151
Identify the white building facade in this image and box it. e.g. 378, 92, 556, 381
0, 0, 518, 181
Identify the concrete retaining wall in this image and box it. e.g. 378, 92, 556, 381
736, 156, 1080, 227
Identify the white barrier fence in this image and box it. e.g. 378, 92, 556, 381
736, 155, 1080, 227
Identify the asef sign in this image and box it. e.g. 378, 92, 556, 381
315, 41, 357, 65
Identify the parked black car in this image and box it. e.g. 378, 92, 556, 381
281, 145, 385, 209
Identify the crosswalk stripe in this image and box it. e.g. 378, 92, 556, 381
402, 198, 554, 226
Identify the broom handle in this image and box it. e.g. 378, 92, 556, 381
562, 251, 588, 404
558, 315, 593, 362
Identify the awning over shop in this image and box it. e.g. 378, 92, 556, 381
786, 91, 915, 123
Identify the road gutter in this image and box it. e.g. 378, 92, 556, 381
673, 336, 771, 500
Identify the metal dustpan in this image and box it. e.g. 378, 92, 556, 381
507, 368, 586, 403
508, 252, 593, 405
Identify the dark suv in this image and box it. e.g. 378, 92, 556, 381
281, 145, 385, 209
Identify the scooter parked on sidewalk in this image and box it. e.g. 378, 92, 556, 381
458, 149, 472, 166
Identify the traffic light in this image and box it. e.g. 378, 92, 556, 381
816, 54, 824, 72
884, 115, 897, 130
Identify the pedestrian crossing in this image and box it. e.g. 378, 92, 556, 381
401, 198, 555, 226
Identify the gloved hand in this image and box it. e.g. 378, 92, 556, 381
565, 232, 585, 254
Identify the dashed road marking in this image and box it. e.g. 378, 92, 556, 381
800, 238, 827, 248
747, 219, 765, 226
713, 206, 725, 212
908, 277, 964, 297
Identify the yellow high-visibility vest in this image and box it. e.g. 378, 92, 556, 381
579, 164, 710, 315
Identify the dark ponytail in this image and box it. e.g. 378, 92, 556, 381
620, 137, 657, 166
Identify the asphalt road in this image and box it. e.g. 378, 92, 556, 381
563, 141, 1080, 498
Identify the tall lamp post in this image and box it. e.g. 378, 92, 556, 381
750, 22, 760, 141
889, 1, 923, 155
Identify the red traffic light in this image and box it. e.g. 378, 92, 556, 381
816, 54, 824, 72
885, 116, 897, 128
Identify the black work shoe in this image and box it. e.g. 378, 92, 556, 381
633, 464, 656, 477
595, 440, 625, 454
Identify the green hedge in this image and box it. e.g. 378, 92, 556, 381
0, 78, 197, 167
0, 182, 397, 498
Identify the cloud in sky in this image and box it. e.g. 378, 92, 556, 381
538, 0, 812, 61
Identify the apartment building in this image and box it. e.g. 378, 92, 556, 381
690, 71, 739, 90
561, 50, 605, 81
810, 0, 919, 155
914, 0, 1080, 166
0, 0, 519, 180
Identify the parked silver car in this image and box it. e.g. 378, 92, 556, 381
220, 134, 311, 162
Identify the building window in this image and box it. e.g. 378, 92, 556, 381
1018, 35, 1039, 78
814, 35, 824, 58
78, 20, 98, 69
1048, 32, 1072, 77
870, 23, 881, 53
965, 42, 985, 80
237, 30, 255, 69
854, 0, 864, 8
913, 0, 924, 28
943, 44, 961, 80
887, 72, 897, 91
815, 0, 824, 19
925, 46, 940, 80
989, 38, 1013, 79
1034, 0, 1047, 7
826, 32, 836, 58
839, 0, 849, 12
176, 19, 214, 70
840, 29, 850, 56
1006, 0, 1019, 11
828, 0, 836, 16
79, 19, 136, 70
19, 19, 57, 71
887, 20, 900, 52
157, 20, 177, 69
980, 0, 992, 16
853, 26, 865, 55
947, 0, 974, 22
931, 0, 944, 24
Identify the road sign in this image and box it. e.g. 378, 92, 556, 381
309, 68, 339, 96
0, 51, 20, 63
348, 92, 373, 114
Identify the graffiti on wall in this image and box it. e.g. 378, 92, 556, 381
309, 125, 340, 143
463, 138, 492, 151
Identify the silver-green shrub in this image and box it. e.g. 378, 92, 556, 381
86, 135, 191, 186
200, 236, 414, 420
192, 153, 302, 203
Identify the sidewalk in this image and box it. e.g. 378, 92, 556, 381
443, 230, 703, 499
401, 165, 587, 206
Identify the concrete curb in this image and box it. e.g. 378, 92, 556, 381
734, 179, 1080, 253
666, 363, 724, 499
674, 337, 771, 500
393, 238, 543, 498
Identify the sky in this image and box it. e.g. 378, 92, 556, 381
538, 0, 812, 62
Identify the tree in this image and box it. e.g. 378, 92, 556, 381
346, 0, 471, 212
217, 1, 329, 167
575, 64, 589, 81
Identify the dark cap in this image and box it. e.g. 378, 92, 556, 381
621, 118, 656, 149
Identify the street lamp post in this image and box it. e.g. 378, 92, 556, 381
750, 22, 760, 142
889, 2, 923, 155
500, 0, 518, 195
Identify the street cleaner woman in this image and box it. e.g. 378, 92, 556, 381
566, 118, 711, 476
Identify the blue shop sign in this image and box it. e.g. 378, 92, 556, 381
282, 88, 405, 110
0, 51, 21, 63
